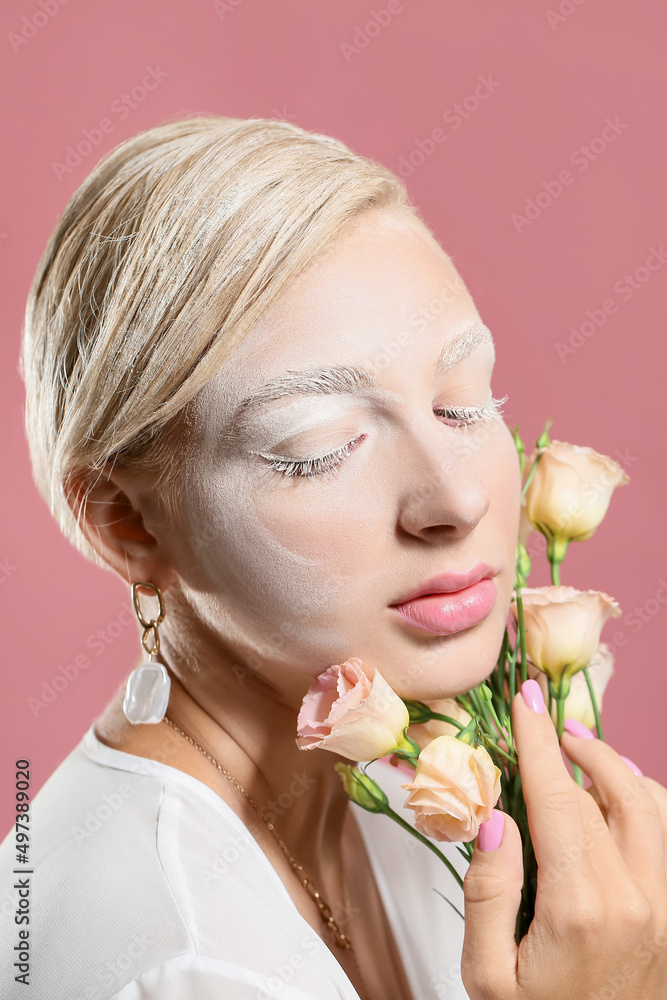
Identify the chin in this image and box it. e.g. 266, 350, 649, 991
386, 616, 508, 703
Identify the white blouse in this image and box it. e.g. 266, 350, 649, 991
0, 726, 471, 999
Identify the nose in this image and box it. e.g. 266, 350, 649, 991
395, 422, 491, 540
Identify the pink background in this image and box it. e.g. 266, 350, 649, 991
1, 0, 666, 835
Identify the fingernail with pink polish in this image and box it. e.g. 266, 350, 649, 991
620, 755, 643, 777
563, 718, 595, 740
477, 809, 505, 852
521, 679, 545, 714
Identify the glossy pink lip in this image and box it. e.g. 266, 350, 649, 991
390, 562, 499, 605
389, 563, 500, 636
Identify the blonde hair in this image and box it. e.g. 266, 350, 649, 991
21, 114, 413, 566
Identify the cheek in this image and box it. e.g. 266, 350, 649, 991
475, 423, 522, 530
473, 426, 522, 614
255, 470, 392, 606
180, 460, 384, 622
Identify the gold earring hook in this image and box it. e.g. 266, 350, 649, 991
131, 582, 165, 658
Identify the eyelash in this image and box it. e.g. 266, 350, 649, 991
260, 394, 509, 479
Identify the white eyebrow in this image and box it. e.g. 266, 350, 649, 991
229, 321, 495, 431
434, 322, 495, 374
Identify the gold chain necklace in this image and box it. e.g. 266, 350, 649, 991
162, 715, 358, 949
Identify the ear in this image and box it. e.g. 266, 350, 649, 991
65, 465, 176, 590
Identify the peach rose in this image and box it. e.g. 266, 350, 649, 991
513, 586, 620, 689
524, 440, 629, 547
400, 735, 501, 842
296, 657, 410, 761
408, 698, 473, 751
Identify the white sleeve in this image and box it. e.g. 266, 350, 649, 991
112, 954, 342, 1000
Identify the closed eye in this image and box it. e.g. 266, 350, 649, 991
434, 394, 508, 429
255, 434, 367, 479
255, 394, 508, 479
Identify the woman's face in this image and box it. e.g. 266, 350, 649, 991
157, 206, 521, 703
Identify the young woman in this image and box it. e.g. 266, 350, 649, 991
2, 115, 665, 999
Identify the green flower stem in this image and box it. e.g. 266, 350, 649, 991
520, 449, 544, 498
485, 699, 511, 747
502, 712, 514, 749
427, 713, 465, 732
547, 535, 568, 586
432, 888, 464, 922
556, 692, 565, 739
572, 763, 584, 786
515, 590, 528, 684
456, 694, 475, 717
497, 628, 510, 680
389, 753, 416, 769
514, 810, 532, 927
519, 806, 536, 942
554, 673, 568, 739
393, 732, 421, 759
494, 625, 510, 676
508, 630, 519, 704
483, 737, 517, 767
381, 805, 464, 890
513, 424, 525, 479
467, 688, 493, 732
583, 665, 604, 741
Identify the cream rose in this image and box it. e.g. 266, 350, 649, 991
296, 657, 410, 761
524, 440, 629, 547
408, 698, 473, 751
513, 586, 620, 689
529, 642, 614, 730
518, 494, 533, 548
400, 735, 501, 842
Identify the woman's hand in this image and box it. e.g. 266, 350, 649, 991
460, 679, 667, 1000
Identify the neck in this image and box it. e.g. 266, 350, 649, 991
152, 612, 352, 884
168, 671, 348, 878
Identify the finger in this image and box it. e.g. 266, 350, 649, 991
642, 776, 667, 871
511, 682, 589, 876
461, 809, 522, 998
561, 731, 667, 895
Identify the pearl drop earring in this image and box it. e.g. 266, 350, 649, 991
122, 581, 171, 725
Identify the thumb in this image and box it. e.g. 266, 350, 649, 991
461, 809, 522, 998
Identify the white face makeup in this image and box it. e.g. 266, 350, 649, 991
156, 206, 522, 703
